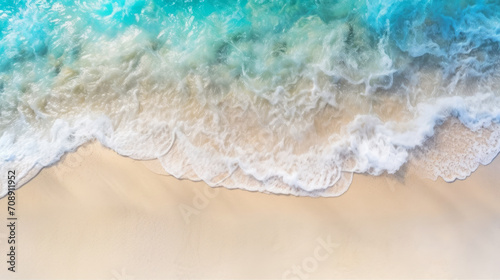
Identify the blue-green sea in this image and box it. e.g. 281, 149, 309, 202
2, 0, 500, 196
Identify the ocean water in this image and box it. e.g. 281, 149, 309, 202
1, 0, 500, 197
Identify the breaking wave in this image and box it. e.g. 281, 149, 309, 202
2, 0, 500, 197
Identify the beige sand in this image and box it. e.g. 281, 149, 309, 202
1, 142, 500, 279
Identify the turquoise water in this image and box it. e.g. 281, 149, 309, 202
2, 0, 500, 196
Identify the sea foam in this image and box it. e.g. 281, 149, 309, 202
1, 0, 500, 197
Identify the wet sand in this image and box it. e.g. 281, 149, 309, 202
1, 142, 500, 279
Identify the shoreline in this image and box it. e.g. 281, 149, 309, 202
1, 142, 500, 279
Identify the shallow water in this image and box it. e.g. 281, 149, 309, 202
2, 0, 500, 196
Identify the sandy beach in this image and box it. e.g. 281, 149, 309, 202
1, 142, 500, 279
4, 1, 500, 279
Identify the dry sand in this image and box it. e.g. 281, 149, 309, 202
1, 142, 500, 279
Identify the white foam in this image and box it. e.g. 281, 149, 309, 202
2, 13, 500, 197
